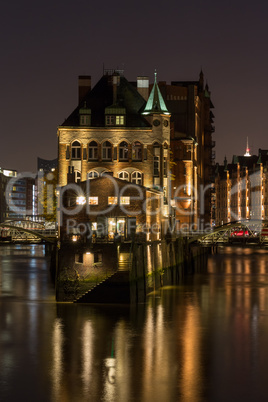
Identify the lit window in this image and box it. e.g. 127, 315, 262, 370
92, 222, 97, 230
88, 197, 98, 205
120, 197, 130, 205
88, 141, 98, 160
102, 141, 112, 160
116, 115, 124, 125
71, 141, 81, 159
76, 196, 86, 205
118, 171, 129, 181
108, 197, 118, 204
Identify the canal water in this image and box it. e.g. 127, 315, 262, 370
1, 244, 268, 401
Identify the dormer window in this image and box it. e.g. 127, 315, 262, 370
105, 106, 126, 126
79, 102, 91, 126
106, 115, 115, 126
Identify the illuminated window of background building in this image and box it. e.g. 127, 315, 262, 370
120, 197, 130, 205
76, 196, 86, 205
87, 170, 99, 180
118, 171, 129, 181
119, 141, 129, 160
108, 197, 118, 205
92, 222, 97, 230
132, 141, 142, 161
88, 197, 98, 205
71, 141, 81, 159
131, 171, 142, 185
102, 141, 112, 160
88, 141, 98, 160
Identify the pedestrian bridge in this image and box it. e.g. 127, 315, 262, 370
189, 220, 268, 245
0, 219, 57, 244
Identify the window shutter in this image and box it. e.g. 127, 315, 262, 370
66, 146, 70, 159
113, 147, 117, 160
83, 148, 87, 160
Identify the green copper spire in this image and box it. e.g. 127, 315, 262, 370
142, 71, 169, 115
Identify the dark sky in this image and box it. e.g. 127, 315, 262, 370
1, 0, 267, 172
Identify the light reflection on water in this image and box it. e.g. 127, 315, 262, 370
1, 245, 268, 401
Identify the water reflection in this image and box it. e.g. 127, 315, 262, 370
1, 245, 268, 401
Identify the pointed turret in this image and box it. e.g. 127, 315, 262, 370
142, 71, 169, 115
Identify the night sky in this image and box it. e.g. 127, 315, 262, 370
1, 0, 267, 172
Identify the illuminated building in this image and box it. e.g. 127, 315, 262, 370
60, 175, 162, 242
156, 71, 215, 229
57, 69, 215, 232
215, 148, 268, 225
57, 70, 170, 222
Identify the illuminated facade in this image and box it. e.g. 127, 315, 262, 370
215, 149, 268, 226
57, 71, 170, 220
156, 71, 215, 229
60, 175, 162, 242
57, 69, 215, 232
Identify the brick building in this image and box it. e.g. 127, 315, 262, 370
60, 175, 162, 242
57, 69, 215, 233
156, 71, 215, 230
215, 149, 268, 226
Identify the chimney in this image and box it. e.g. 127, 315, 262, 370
137, 76, 149, 100
112, 73, 120, 104
67, 166, 75, 184
78, 75, 91, 103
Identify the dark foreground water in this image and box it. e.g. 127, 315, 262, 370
1, 244, 268, 401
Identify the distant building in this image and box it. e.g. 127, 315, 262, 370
215, 148, 268, 226
0, 168, 17, 222
37, 157, 58, 173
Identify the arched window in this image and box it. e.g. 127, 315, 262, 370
119, 141, 129, 161
131, 171, 142, 185
74, 170, 81, 183
87, 171, 99, 180
118, 171, 129, 181
132, 141, 142, 161
88, 141, 98, 160
102, 141, 112, 160
71, 141, 81, 159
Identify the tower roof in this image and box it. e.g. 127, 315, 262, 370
142, 71, 169, 115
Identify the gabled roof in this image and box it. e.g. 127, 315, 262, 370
142, 72, 169, 115
60, 74, 151, 128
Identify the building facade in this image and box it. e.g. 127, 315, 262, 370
57, 69, 215, 233
60, 175, 162, 242
215, 150, 268, 226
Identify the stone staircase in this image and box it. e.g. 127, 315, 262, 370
74, 252, 131, 304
